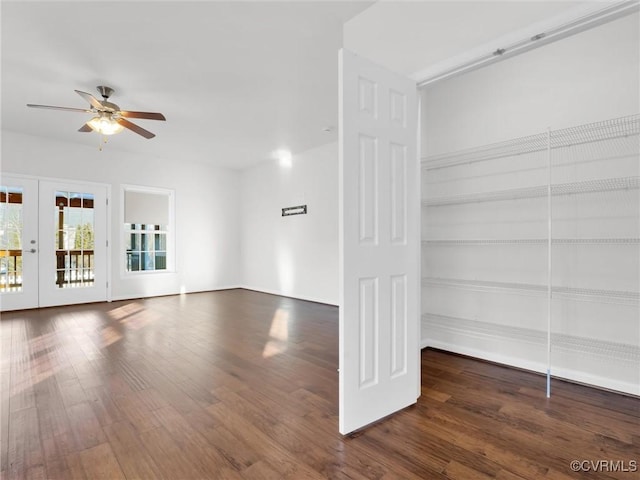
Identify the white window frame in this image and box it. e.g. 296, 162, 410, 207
120, 184, 175, 276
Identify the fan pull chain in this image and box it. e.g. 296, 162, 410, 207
98, 135, 108, 151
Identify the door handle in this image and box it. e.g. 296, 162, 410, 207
23, 248, 37, 254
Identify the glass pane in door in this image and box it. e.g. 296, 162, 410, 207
0, 186, 24, 293
54, 190, 95, 288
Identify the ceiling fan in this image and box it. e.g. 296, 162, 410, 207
27, 86, 166, 139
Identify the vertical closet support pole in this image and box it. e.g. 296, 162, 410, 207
546, 127, 552, 398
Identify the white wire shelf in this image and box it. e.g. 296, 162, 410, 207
422, 313, 640, 362
552, 238, 640, 245
422, 114, 640, 171
422, 176, 639, 207
422, 238, 640, 245
422, 277, 640, 305
423, 277, 546, 295
423, 239, 547, 245
550, 114, 640, 150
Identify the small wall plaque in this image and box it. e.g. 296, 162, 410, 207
282, 205, 307, 216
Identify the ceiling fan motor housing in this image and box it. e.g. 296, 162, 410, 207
97, 85, 115, 100
96, 86, 120, 112
100, 101, 120, 113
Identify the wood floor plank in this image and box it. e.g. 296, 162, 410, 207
138, 426, 207, 479
152, 404, 235, 477
5, 407, 35, 479
182, 410, 260, 471
24, 465, 46, 480
57, 378, 88, 409
103, 421, 165, 480
2, 289, 638, 480
1, 344, 11, 472
112, 391, 162, 434
206, 400, 326, 479
240, 460, 284, 480
495, 470, 529, 480
78, 443, 125, 480
83, 385, 125, 428
443, 460, 495, 480
65, 402, 106, 452
40, 436, 75, 480
62, 452, 86, 480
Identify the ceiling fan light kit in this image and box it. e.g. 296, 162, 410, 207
26, 85, 166, 148
87, 112, 124, 136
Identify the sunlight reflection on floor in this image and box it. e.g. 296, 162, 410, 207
107, 302, 151, 330
101, 325, 123, 347
262, 307, 289, 358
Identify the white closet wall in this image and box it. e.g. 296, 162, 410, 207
421, 14, 639, 395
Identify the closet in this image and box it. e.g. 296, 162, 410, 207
419, 12, 639, 396
421, 115, 639, 395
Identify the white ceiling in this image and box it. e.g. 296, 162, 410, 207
1, 1, 371, 169
2, 1, 589, 170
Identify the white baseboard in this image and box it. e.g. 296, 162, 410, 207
237, 285, 338, 306
110, 284, 244, 302
421, 313, 640, 397
421, 337, 547, 374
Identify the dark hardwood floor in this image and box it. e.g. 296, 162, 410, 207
1, 289, 638, 479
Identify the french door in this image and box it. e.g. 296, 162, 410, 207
339, 49, 420, 434
0, 175, 108, 311
0, 176, 39, 310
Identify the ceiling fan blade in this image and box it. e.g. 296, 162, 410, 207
75, 90, 103, 110
27, 104, 92, 113
117, 118, 155, 139
120, 111, 166, 121
78, 124, 93, 132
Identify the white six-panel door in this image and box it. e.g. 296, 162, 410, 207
339, 49, 420, 434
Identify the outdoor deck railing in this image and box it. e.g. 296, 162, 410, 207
0, 249, 95, 291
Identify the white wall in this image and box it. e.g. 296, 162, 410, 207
240, 142, 339, 305
421, 12, 640, 155
1, 131, 242, 300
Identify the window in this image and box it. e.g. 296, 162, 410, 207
0, 186, 23, 292
125, 223, 167, 271
122, 186, 174, 273
55, 190, 95, 287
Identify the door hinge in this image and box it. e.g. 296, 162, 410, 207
106, 240, 109, 247
106, 198, 109, 206
106, 281, 109, 288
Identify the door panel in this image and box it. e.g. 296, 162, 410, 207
339, 49, 420, 434
0, 176, 39, 310
38, 181, 107, 307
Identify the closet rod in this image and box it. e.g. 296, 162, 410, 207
416, 1, 640, 87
